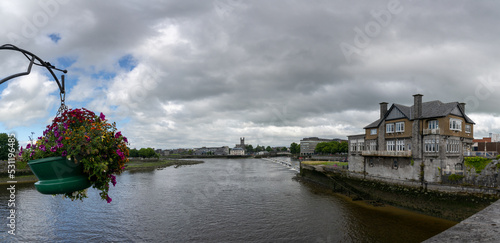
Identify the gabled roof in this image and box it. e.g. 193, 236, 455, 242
364, 100, 475, 129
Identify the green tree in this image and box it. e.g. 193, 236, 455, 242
266, 146, 272, 152
245, 144, 254, 153
339, 141, 348, 153
138, 147, 158, 158
129, 148, 139, 157
290, 142, 300, 154
0, 133, 19, 160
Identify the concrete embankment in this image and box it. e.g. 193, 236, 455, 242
424, 198, 500, 242
300, 163, 499, 222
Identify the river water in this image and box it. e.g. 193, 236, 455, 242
1, 158, 455, 242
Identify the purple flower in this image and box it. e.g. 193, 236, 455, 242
100, 112, 106, 121
110, 174, 117, 187
57, 136, 63, 142
63, 122, 68, 130
26, 144, 31, 149
106, 196, 112, 203
115, 131, 122, 138
50, 146, 57, 152
57, 142, 64, 148
30, 151, 35, 158
116, 149, 125, 160
123, 137, 128, 143
40, 145, 46, 152
62, 150, 67, 157
54, 131, 60, 138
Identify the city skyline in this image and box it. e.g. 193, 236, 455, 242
1, 1, 500, 149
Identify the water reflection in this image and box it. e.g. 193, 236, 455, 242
1, 158, 455, 242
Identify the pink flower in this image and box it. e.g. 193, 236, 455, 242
40, 145, 46, 152
115, 131, 122, 138
50, 146, 57, 152
106, 196, 112, 203
123, 136, 128, 143
110, 174, 117, 187
62, 150, 67, 156
100, 112, 106, 121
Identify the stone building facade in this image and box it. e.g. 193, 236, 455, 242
348, 94, 475, 183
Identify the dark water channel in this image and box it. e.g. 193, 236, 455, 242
1, 158, 455, 242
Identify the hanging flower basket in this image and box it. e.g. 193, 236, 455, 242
20, 108, 129, 203
28, 156, 91, 195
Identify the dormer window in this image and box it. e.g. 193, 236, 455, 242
449, 118, 462, 131
386, 123, 394, 133
395, 122, 405, 132
428, 120, 439, 129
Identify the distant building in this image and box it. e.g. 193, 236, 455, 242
230, 147, 245, 155
235, 137, 246, 149
348, 94, 475, 183
299, 137, 344, 156
194, 146, 229, 156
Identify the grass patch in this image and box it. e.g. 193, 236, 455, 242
126, 159, 203, 171
301, 161, 348, 167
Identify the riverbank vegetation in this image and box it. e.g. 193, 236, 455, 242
126, 159, 203, 171
464, 157, 492, 173
302, 161, 348, 167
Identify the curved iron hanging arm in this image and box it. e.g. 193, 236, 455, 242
0, 44, 67, 98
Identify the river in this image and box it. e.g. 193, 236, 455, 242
1, 158, 455, 242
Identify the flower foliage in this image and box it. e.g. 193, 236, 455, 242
19, 108, 129, 202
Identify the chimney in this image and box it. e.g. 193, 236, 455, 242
380, 102, 388, 119
413, 94, 423, 119
459, 102, 466, 113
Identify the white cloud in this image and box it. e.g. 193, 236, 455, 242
0, 71, 58, 128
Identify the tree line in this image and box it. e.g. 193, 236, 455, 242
129, 148, 159, 158
314, 141, 348, 154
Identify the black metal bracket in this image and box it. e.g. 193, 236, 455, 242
0, 44, 68, 103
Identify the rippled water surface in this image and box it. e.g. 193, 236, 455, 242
1, 158, 455, 242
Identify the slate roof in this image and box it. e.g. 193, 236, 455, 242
364, 100, 475, 129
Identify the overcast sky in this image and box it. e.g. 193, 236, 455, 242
1, 0, 500, 149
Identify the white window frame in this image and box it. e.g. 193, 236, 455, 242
425, 139, 439, 152
449, 118, 462, 131
386, 123, 394, 133
446, 140, 460, 153
387, 140, 395, 151
465, 124, 471, 133
396, 140, 405, 151
428, 120, 439, 129
370, 129, 377, 135
395, 122, 405, 132
369, 140, 377, 151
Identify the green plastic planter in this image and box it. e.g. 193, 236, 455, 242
28, 156, 91, 195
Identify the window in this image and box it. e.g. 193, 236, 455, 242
370, 129, 377, 135
424, 139, 439, 152
449, 118, 462, 131
428, 120, 439, 129
395, 122, 405, 132
387, 140, 395, 151
396, 140, 405, 151
350, 141, 356, 152
369, 140, 377, 151
357, 141, 364, 151
446, 140, 460, 153
386, 123, 394, 133
465, 125, 471, 133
